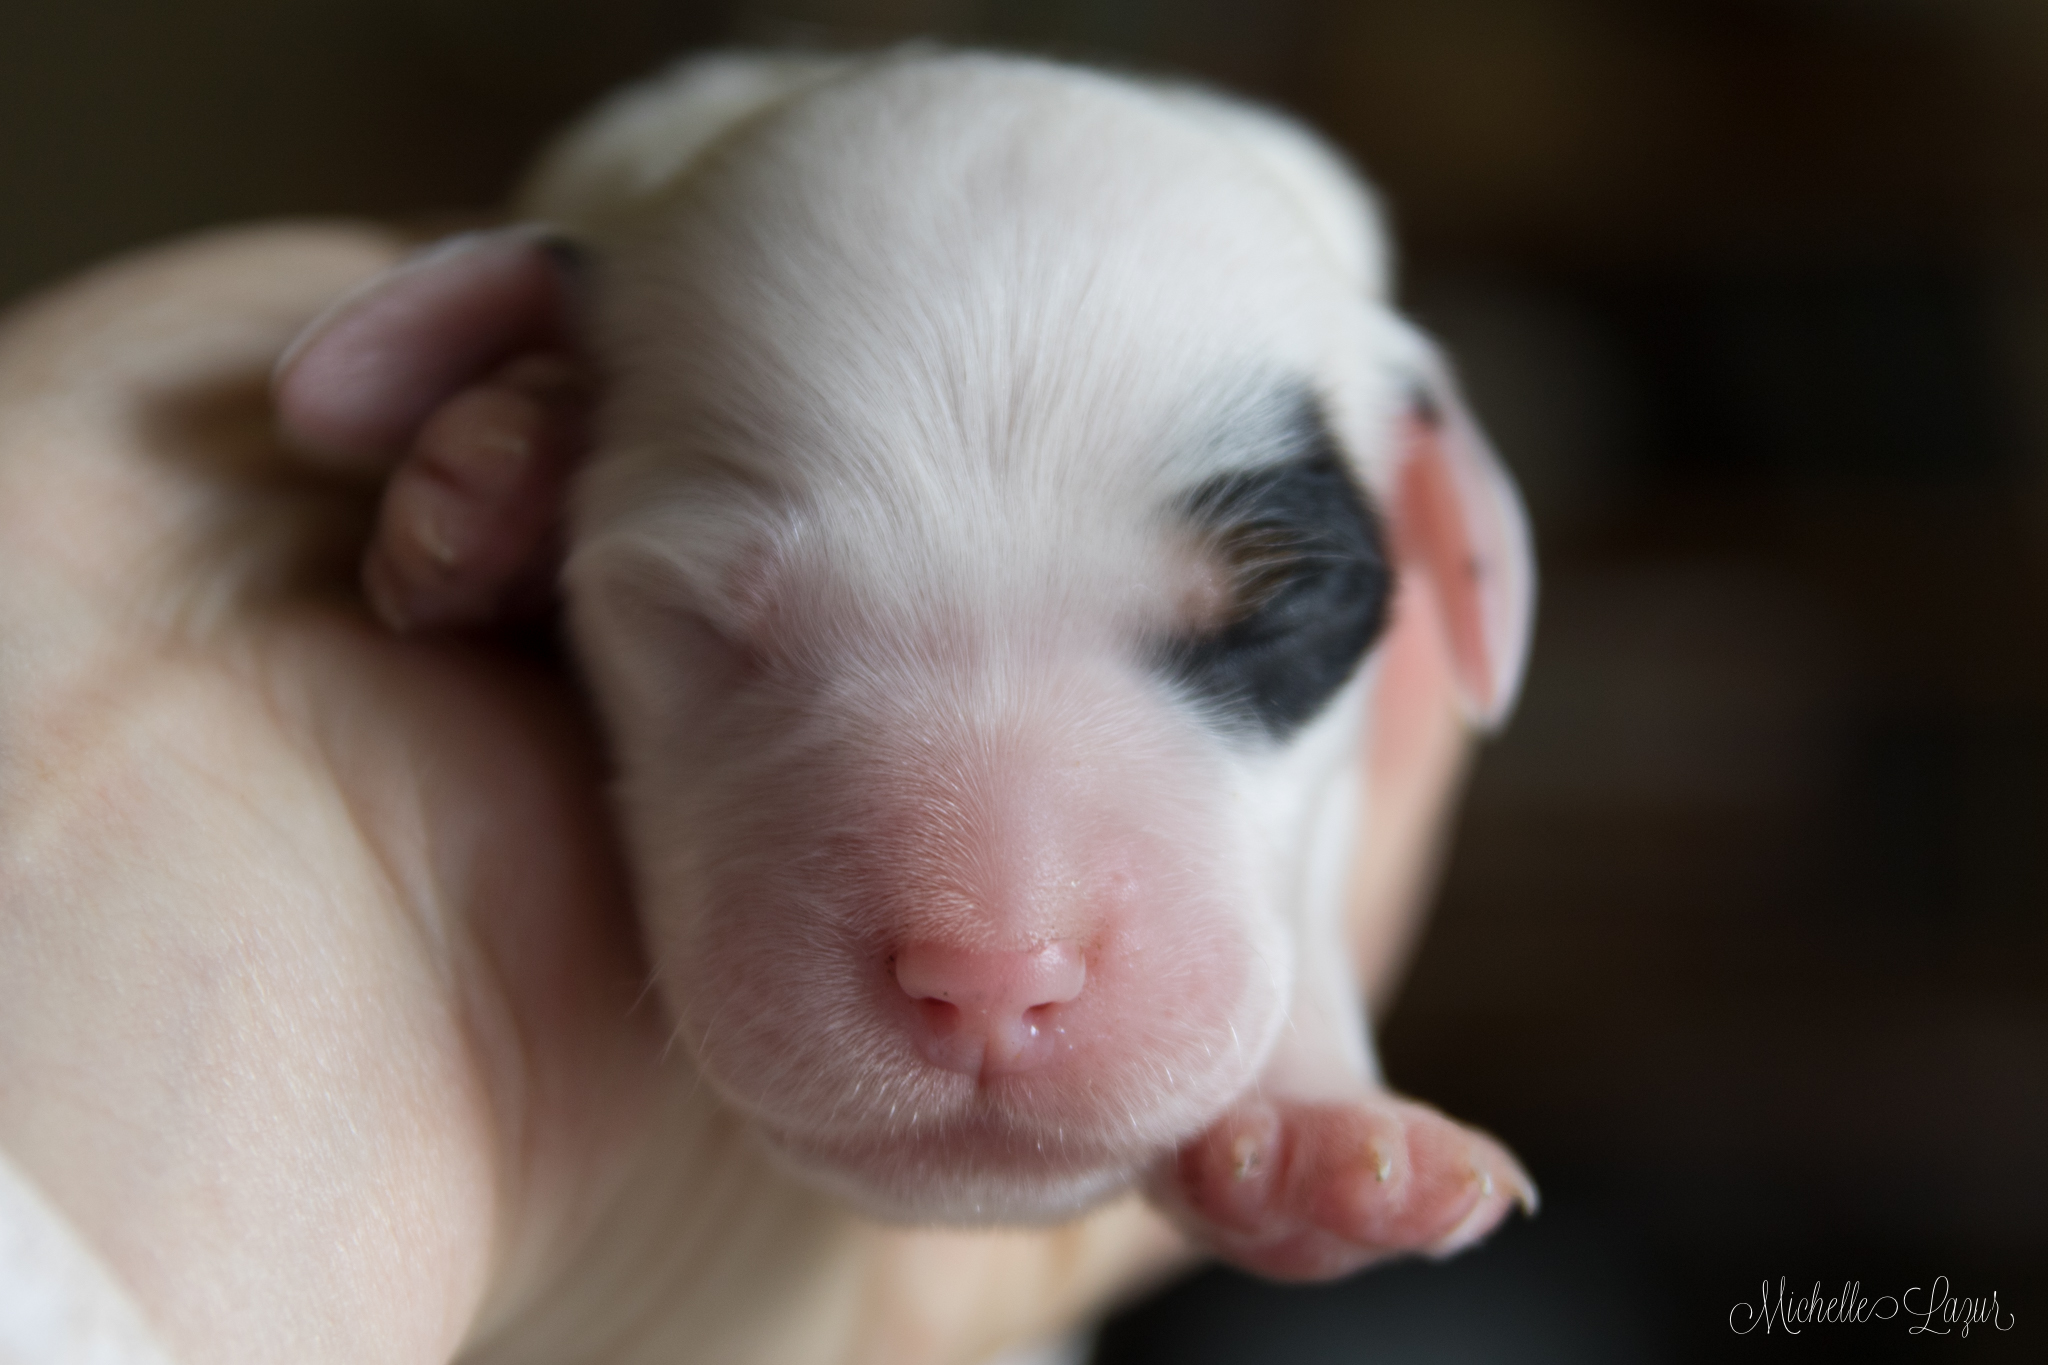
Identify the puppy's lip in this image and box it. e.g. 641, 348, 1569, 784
727, 1067, 1115, 1151
747, 1109, 1156, 1221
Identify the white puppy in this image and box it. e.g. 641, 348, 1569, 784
277, 45, 1537, 1340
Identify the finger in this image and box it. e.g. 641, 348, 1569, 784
363, 350, 590, 630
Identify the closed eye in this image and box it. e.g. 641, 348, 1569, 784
1160, 398, 1393, 740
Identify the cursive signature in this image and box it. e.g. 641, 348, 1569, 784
1730, 1276, 2015, 1337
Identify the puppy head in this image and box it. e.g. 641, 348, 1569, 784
275, 52, 1532, 1222
562, 56, 1532, 1219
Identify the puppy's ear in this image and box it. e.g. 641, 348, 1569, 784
274, 227, 584, 466
1388, 334, 1535, 729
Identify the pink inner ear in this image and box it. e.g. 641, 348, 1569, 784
1396, 413, 1498, 720
274, 230, 575, 464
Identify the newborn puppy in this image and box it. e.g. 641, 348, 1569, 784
278, 49, 1536, 1284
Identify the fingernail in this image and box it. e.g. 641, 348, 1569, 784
362, 552, 412, 632
408, 491, 460, 568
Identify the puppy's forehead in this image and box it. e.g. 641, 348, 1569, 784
580, 56, 1403, 622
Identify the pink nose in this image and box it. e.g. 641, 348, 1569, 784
893, 941, 1088, 1077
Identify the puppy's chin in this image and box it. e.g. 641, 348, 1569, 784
749, 1114, 1156, 1224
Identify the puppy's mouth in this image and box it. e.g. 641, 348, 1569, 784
701, 1037, 1187, 1161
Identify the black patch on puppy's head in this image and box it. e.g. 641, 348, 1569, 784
1162, 391, 1393, 740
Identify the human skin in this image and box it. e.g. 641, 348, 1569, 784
0, 223, 1475, 1364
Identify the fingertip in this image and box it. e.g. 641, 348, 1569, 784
362, 546, 414, 633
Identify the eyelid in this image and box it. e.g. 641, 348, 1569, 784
1204, 520, 1306, 623
1159, 440, 1394, 738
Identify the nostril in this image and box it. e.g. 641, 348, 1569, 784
1025, 943, 1087, 1009
916, 997, 961, 1032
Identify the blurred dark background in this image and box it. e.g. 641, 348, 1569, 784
6, 1, 2042, 1360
